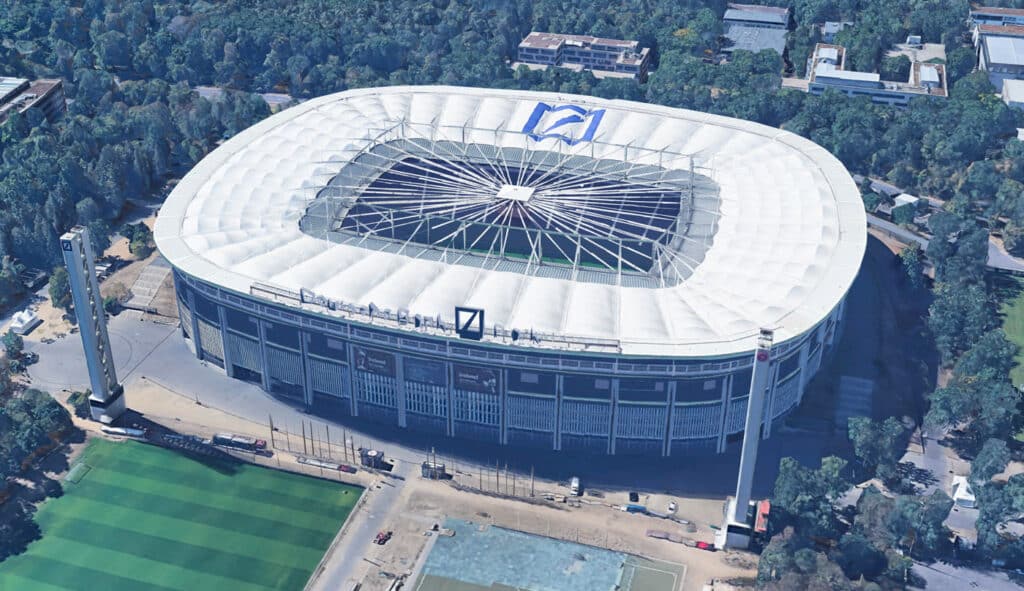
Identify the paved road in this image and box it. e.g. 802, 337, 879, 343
25, 311, 850, 500
311, 465, 413, 591
855, 175, 1024, 274
912, 560, 1020, 591
866, 212, 1024, 274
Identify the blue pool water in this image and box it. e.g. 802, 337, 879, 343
421, 519, 628, 591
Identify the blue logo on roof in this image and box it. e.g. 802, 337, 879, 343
521, 103, 605, 145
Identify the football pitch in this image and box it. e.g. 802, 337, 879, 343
0, 438, 362, 591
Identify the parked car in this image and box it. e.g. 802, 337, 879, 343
695, 541, 716, 552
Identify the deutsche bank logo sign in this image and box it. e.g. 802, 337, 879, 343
455, 306, 484, 341
521, 102, 605, 145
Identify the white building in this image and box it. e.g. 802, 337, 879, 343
952, 475, 977, 509
155, 86, 865, 456
971, 6, 1024, 27
722, 3, 789, 56
807, 43, 947, 106
1003, 79, 1024, 108
9, 309, 40, 335
979, 34, 1024, 90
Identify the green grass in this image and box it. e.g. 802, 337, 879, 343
0, 439, 362, 591
998, 276, 1024, 386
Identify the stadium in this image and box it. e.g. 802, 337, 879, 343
154, 85, 866, 456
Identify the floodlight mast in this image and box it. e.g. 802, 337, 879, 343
733, 328, 774, 522
717, 328, 774, 550
60, 226, 125, 424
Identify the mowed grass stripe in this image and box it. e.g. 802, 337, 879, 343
43, 521, 308, 590
91, 452, 356, 515
0, 555, 180, 591
89, 441, 349, 495
8, 532, 271, 591
68, 478, 338, 543
0, 572, 68, 591
82, 467, 348, 533
35, 495, 328, 566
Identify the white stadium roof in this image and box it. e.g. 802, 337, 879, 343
155, 86, 865, 358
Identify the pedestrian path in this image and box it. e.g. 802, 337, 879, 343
125, 256, 172, 310
834, 376, 874, 433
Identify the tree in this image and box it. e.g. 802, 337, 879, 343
122, 222, 154, 259
880, 55, 911, 82
848, 416, 906, 483
886, 491, 954, 558
899, 242, 925, 290
2, 330, 23, 359
953, 329, 1018, 379
927, 282, 997, 362
927, 377, 1019, 449
0, 257, 25, 312
971, 438, 1011, 485
773, 456, 851, 538
833, 532, 887, 581
48, 266, 72, 316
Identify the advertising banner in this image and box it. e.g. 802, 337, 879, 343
404, 356, 447, 386
453, 364, 499, 394
352, 345, 396, 377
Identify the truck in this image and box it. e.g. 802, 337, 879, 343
570, 477, 581, 496
421, 461, 447, 479
212, 433, 267, 452
100, 425, 146, 438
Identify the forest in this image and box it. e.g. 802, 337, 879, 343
4, 0, 1024, 586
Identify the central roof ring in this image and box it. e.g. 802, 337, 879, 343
300, 122, 722, 288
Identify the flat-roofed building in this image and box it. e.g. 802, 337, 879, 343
821, 21, 852, 44
722, 3, 790, 57
1003, 79, 1024, 108
973, 23, 1024, 46
971, 5, 1024, 27
0, 77, 65, 124
979, 34, 1024, 89
723, 3, 789, 29
807, 43, 947, 106
515, 32, 651, 81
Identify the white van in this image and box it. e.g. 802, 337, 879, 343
570, 477, 581, 496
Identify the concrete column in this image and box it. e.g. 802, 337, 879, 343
796, 339, 811, 403
716, 374, 733, 453
445, 362, 455, 437
186, 289, 201, 359
761, 361, 781, 440
608, 378, 620, 455
394, 352, 407, 428
663, 381, 677, 457
253, 319, 270, 391
500, 369, 509, 445
299, 331, 314, 407
346, 342, 359, 417
218, 306, 236, 379
554, 374, 564, 451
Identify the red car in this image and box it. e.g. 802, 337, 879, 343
695, 541, 716, 552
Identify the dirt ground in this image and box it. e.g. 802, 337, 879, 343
116, 377, 757, 591
357, 482, 757, 591
2, 215, 166, 342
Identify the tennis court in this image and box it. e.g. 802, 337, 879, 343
412, 519, 685, 591
0, 438, 362, 591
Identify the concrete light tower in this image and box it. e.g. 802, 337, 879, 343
60, 226, 125, 424
718, 328, 774, 549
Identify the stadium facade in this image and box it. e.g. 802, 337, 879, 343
154, 86, 865, 456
